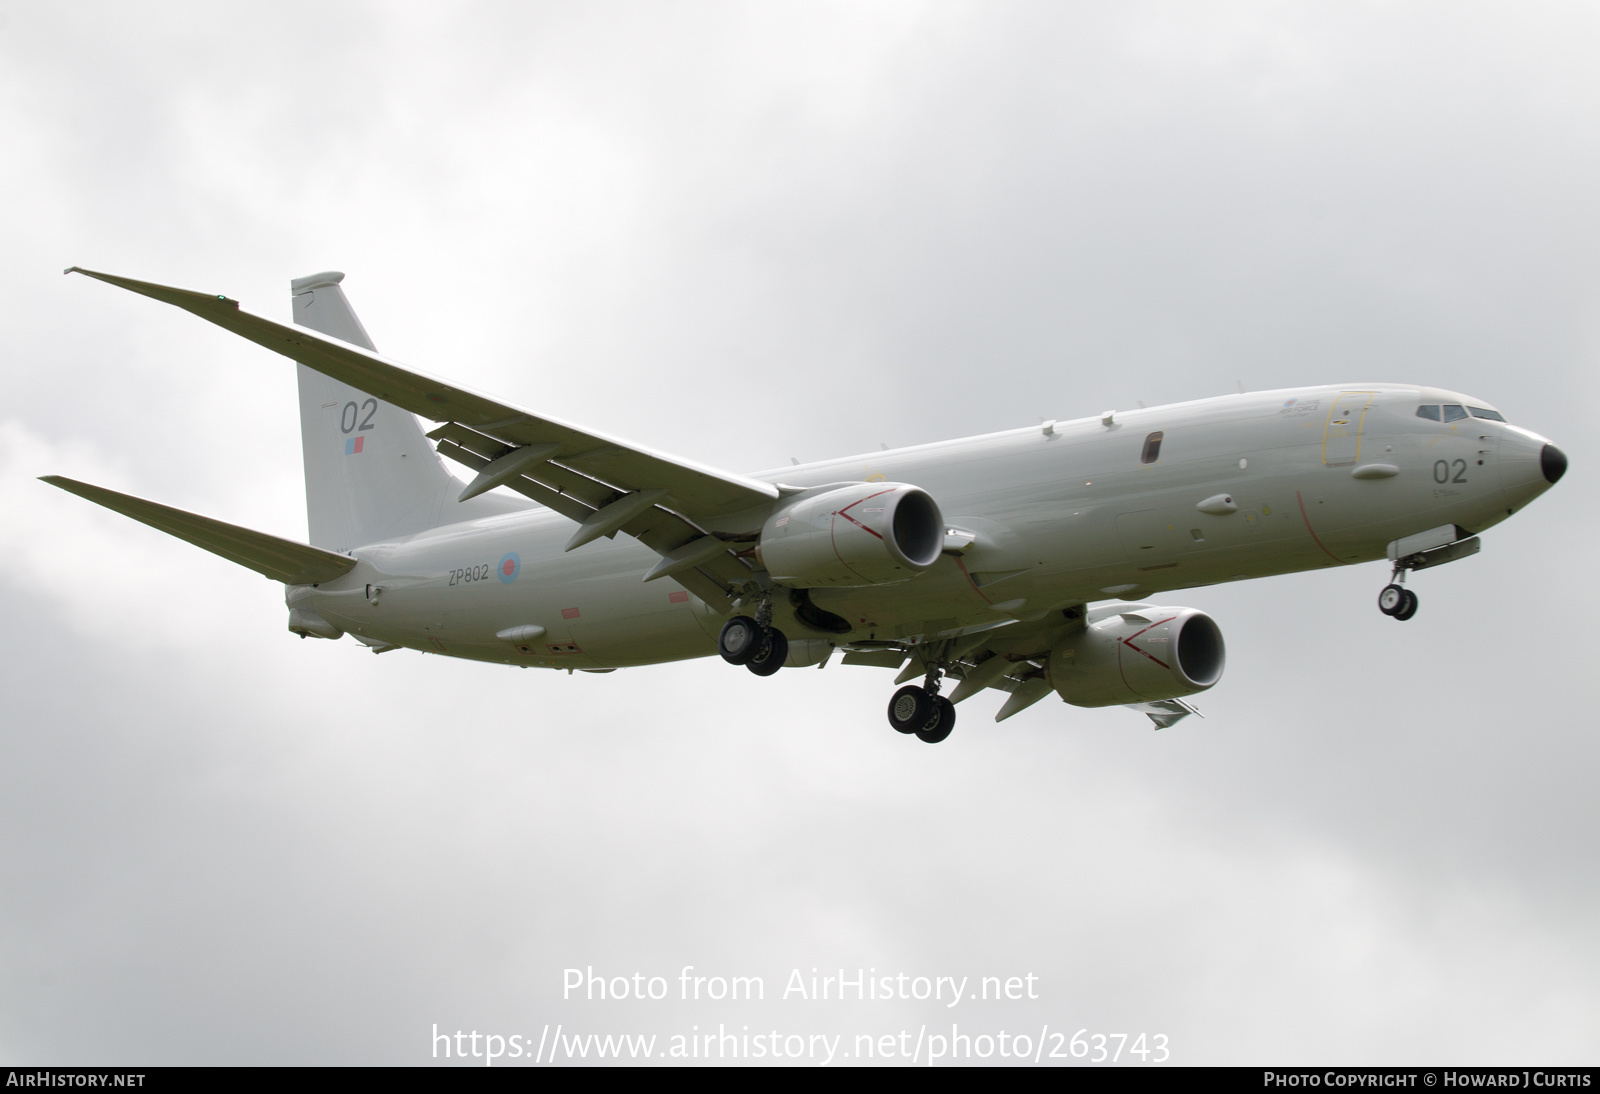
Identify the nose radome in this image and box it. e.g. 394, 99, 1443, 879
1541, 444, 1568, 484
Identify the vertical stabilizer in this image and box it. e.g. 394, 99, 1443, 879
290, 272, 528, 551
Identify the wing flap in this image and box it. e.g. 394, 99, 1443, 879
41, 476, 356, 585
433, 433, 745, 610
431, 421, 752, 600
426, 421, 511, 462
66, 267, 780, 524
431, 439, 597, 524
429, 422, 616, 511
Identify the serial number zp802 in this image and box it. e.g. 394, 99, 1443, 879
448, 564, 492, 586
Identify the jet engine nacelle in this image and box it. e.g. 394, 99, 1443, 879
1048, 606, 1225, 707
757, 483, 944, 588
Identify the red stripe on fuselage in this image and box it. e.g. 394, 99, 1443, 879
1296, 490, 1346, 564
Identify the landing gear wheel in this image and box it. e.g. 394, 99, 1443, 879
1394, 589, 1419, 621
718, 616, 763, 665
746, 628, 789, 676
1378, 584, 1406, 616
887, 685, 932, 734
915, 697, 956, 744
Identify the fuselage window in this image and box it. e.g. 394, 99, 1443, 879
1140, 431, 1164, 464
1442, 404, 1469, 422
1416, 405, 1442, 421
1469, 407, 1506, 422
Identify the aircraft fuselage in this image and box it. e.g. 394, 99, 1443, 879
288, 382, 1560, 670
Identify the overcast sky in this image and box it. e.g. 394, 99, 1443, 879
2, 1, 1597, 1066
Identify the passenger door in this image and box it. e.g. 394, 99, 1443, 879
1322, 391, 1377, 466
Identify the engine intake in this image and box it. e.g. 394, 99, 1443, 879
758, 483, 944, 588
1048, 606, 1225, 707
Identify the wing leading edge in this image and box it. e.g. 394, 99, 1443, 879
63, 268, 778, 523
65, 267, 781, 608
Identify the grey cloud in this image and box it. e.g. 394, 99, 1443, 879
1, 0, 1595, 1064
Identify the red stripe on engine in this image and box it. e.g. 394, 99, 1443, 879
835, 488, 896, 541
1120, 615, 1176, 671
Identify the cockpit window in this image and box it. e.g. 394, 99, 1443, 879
1140, 431, 1164, 464
1469, 407, 1506, 422
1441, 404, 1469, 422
1416, 405, 1441, 421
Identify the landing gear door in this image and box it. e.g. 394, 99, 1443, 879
1322, 391, 1377, 467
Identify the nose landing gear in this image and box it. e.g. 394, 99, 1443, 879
1377, 527, 1492, 621
1377, 572, 1419, 621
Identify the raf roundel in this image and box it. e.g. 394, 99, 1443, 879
497, 552, 521, 584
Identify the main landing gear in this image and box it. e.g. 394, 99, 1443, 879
1377, 571, 1419, 621
719, 601, 955, 744
718, 614, 789, 676
886, 667, 956, 745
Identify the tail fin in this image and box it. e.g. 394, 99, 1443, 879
289, 272, 529, 551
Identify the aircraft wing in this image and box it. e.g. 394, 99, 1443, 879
855, 609, 1198, 728
64, 268, 780, 531
41, 476, 357, 585
418, 421, 753, 609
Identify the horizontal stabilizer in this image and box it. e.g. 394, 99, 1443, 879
41, 476, 357, 585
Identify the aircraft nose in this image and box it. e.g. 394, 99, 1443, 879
1541, 443, 1568, 484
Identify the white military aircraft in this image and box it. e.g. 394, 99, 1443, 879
46, 268, 1567, 742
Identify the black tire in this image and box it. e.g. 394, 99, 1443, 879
1394, 589, 1419, 621
1378, 584, 1406, 616
718, 616, 763, 665
746, 627, 789, 677
887, 685, 931, 734
915, 697, 956, 744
